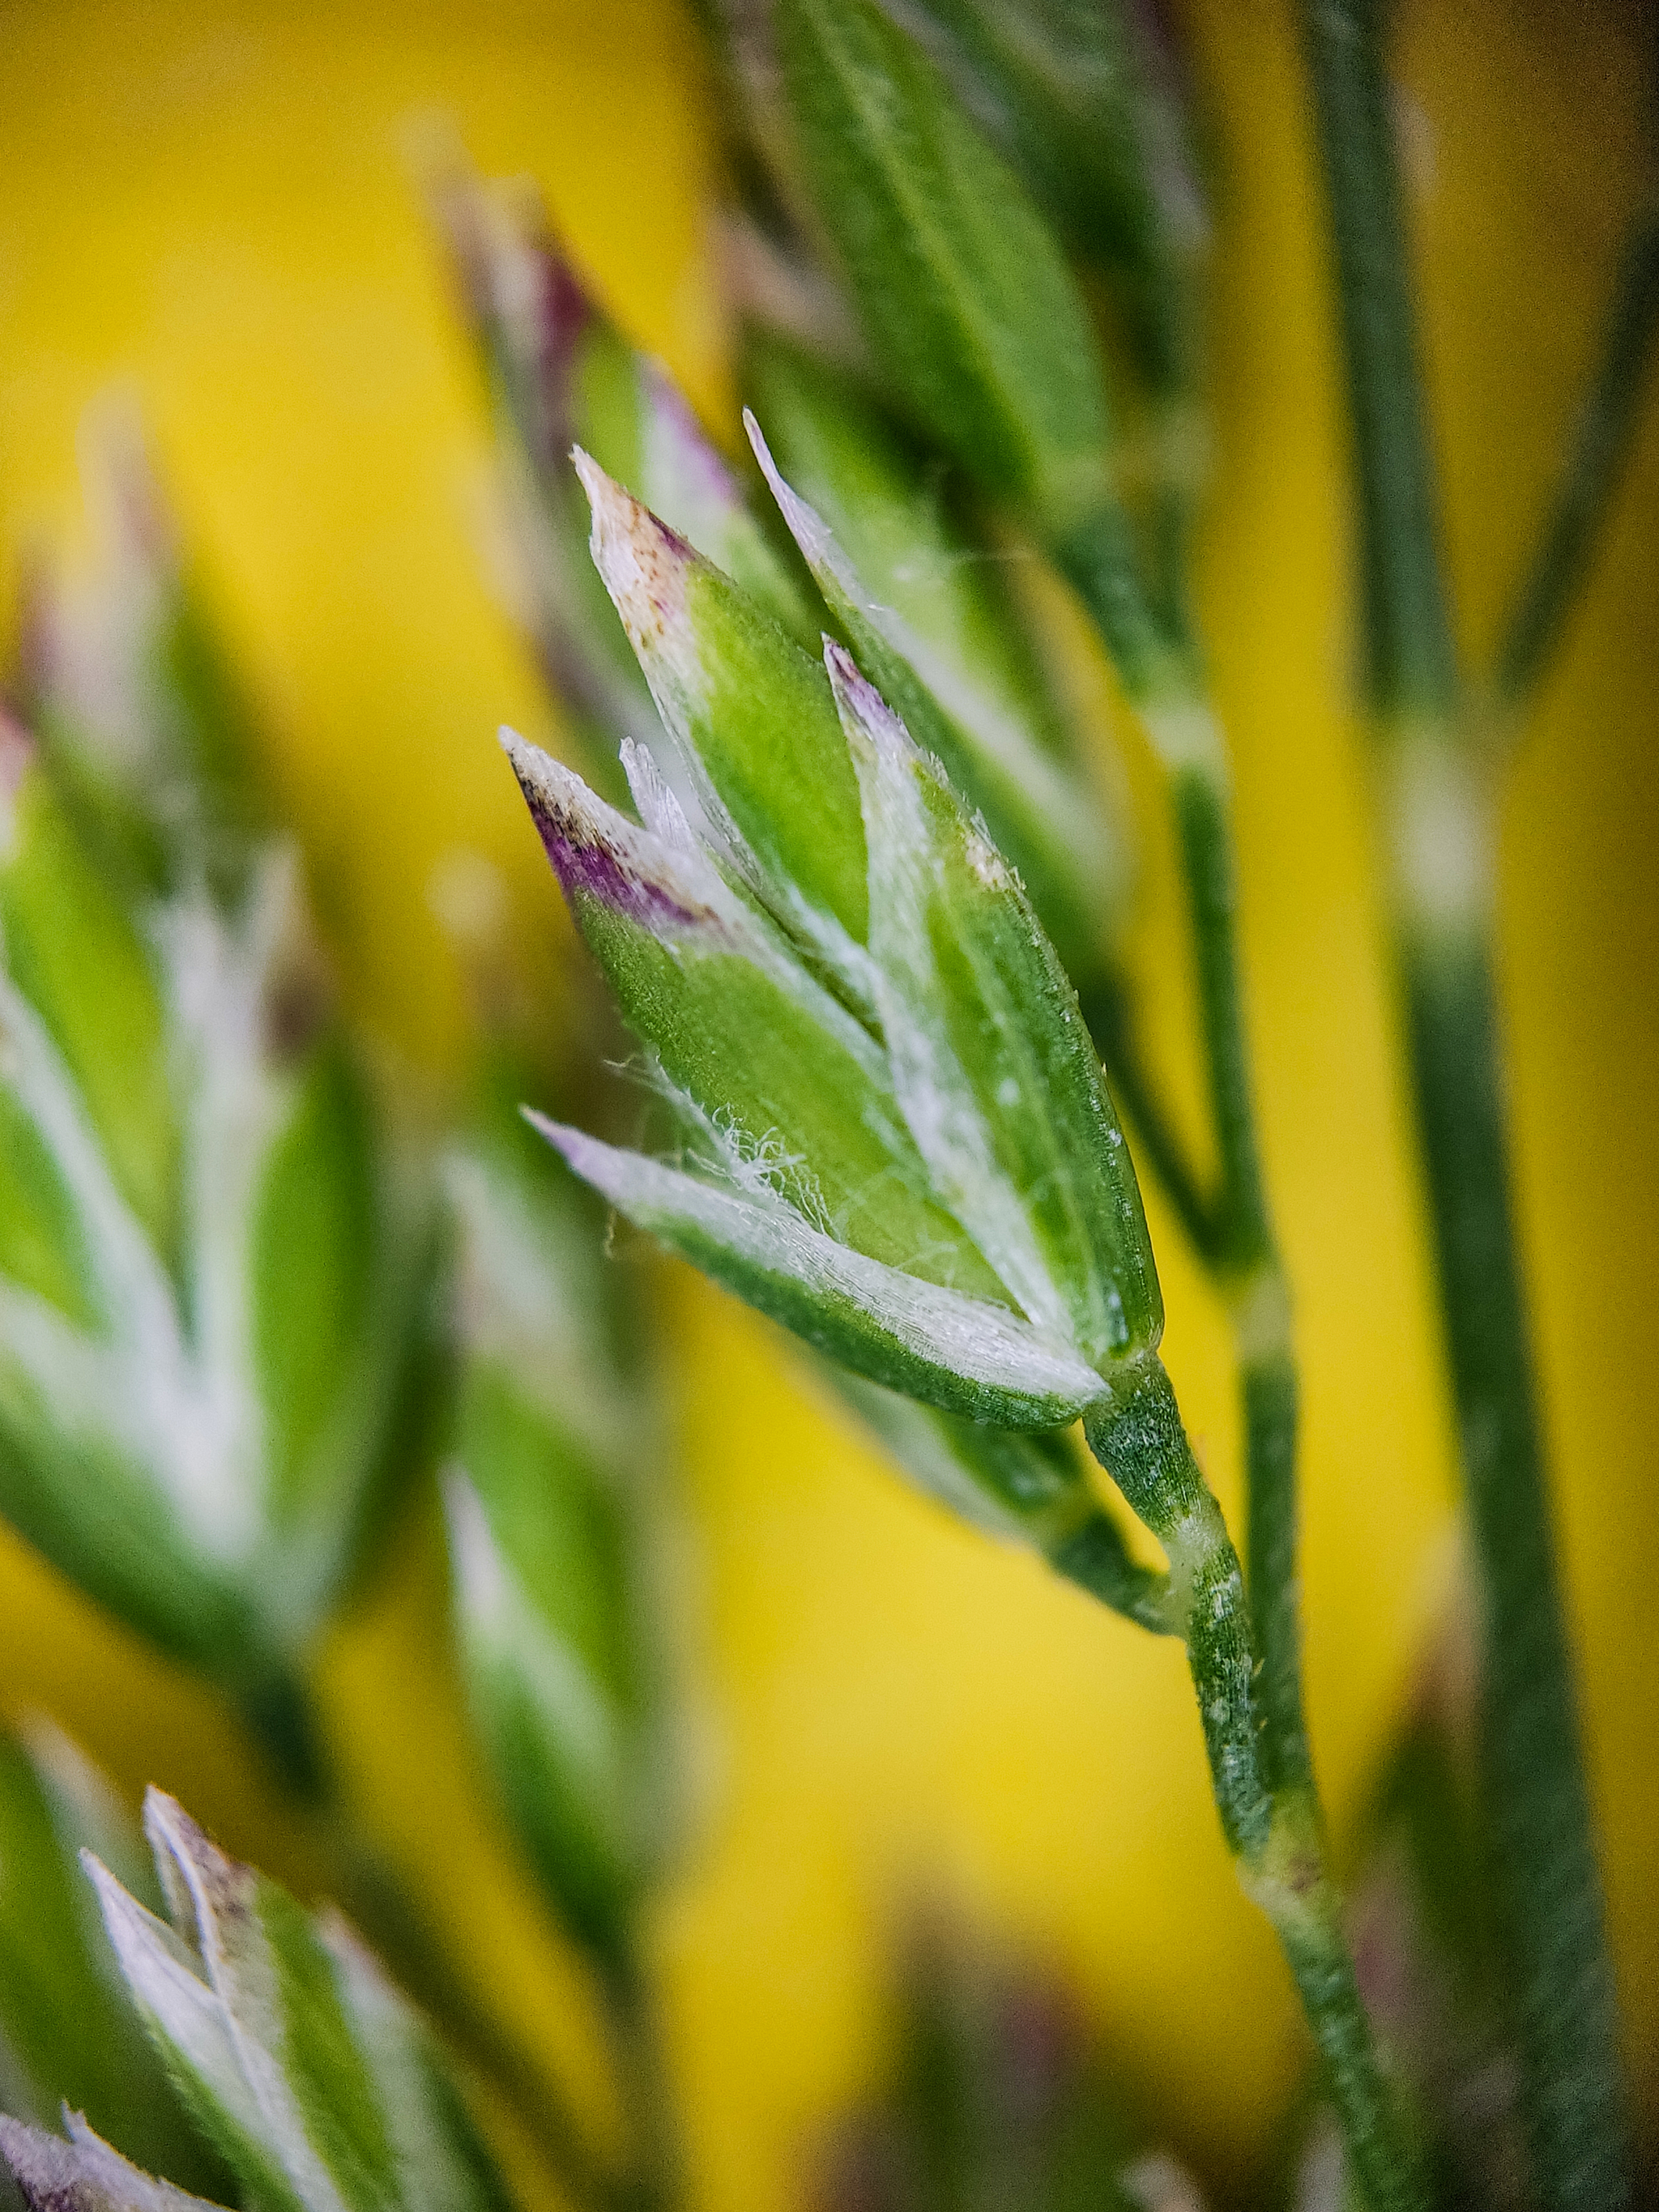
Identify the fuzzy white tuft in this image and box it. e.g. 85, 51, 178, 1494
533, 1118, 1103, 1417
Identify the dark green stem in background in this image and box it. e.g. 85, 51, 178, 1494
1493, 193, 1659, 716
1085, 1362, 1422, 2212
1298, 0, 1459, 725
600, 1940, 680, 2212
1076, 966, 1223, 1266
1405, 936, 1630, 2210
1300, 3, 1633, 2206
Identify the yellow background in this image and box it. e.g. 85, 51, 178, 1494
0, 0, 1654, 2202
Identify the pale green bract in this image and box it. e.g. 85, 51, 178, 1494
0, 1727, 216, 2191
68, 1792, 508, 2212
890, 0, 1205, 395
501, 458, 1163, 1430
0, 735, 418, 1707
440, 1097, 672, 1960
432, 157, 812, 810
741, 377, 1128, 972
734, 0, 1174, 697
768, 0, 1115, 526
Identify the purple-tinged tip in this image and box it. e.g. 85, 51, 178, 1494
0, 707, 33, 799
499, 727, 719, 940
569, 450, 699, 679
0, 708, 34, 854
744, 410, 842, 583
641, 364, 740, 518
431, 163, 591, 470
821, 638, 915, 767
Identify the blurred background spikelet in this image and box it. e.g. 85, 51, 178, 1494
0, 1, 1655, 2204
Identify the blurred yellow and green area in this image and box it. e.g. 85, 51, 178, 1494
1, 0, 1656, 2203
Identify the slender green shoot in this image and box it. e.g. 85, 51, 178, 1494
599, 1941, 681, 2212
1085, 1362, 1422, 2212
1299, 3, 1634, 2205
1492, 191, 1659, 717
1297, 0, 1460, 728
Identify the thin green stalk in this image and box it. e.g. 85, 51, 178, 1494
1085, 1359, 1422, 2212
1298, 0, 1460, 727
1051, 533, 1320, 1809
1061, 492, 1341, 2139
1402, 923, 1628, 2211
1058, 610, 1320, 1835
1054, 66, 1401, 2173
599, 1939, 680, 2212
1300, 3, 1633, 2204
1492, 191, 1659, 717
1170, 761, 1311, 1801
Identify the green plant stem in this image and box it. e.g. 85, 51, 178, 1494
1300, 3, 1633, 2203
1493, 191, 1659, 717
1168, 762, 1311, 1803
1298, 0, 1459, 727
599, 1939, 680, 2212
237, 1665, 617, 2212
1085, 1360, 1422, 2212
1402, 914, 1630, 2212
1065, 647, 1317, 1821
1057, 562, 1397, 2186
1057, 455, 1319, 1800
1056, 55, 1416, 2180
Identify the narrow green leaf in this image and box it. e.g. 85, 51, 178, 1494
92, 1794, 510, 2212
0, 1081, 99, 1328
250, 1042, 376, 1522
895, 0, 1205, 394
21, 429, 268, 902
0, 1358, 248, 1669
88, 1854, 309, 2212
317, 1916, 515, 2212
445, 1466, 639, 1955
819, 1365, 1085, 1541
0, 1733, 133, 2130
442, 1083, 669, 1959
